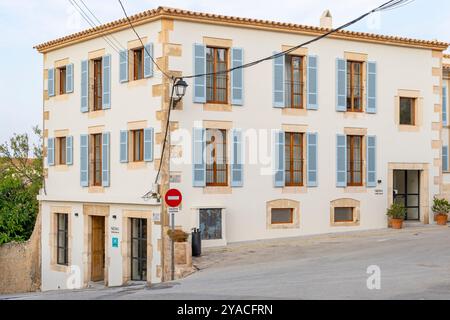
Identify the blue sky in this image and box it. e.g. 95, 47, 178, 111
0, 0, 449, 145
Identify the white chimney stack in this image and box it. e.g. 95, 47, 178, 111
320, 10, 333, 29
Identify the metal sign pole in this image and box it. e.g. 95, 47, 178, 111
171, 211, 175, 281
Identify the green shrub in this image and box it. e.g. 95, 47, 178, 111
432, 197, 450, 215
386, 203, 406, 220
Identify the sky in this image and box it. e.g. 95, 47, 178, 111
0, 0, 449, 145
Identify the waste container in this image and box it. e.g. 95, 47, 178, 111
192, 228, 202, 257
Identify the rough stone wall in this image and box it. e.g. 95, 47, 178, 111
0, 211, 41, 294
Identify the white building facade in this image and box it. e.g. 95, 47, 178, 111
35, 7, 449, 291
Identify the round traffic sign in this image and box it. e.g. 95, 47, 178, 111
165, 189, 183, 208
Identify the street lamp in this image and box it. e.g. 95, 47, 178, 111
173, 78, 188, 106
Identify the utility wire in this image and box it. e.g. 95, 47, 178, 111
118, 0, 174, 80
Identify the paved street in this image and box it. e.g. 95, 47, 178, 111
2, 225, 450, 300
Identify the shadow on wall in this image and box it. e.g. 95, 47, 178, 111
0, 210, 41, 295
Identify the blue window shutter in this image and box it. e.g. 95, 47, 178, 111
307, 133, 318, 187
102, 54, 111, 110
66, 64, 74, 93
81, 60, 89, 113
66, 136, 73, 166
274, 130, 285, 187
193, 128, 206, 187
336, 58, 347, 112
443, 146, 449, 172
80, 135, 89, 187
119, 50, 129, 83
47, 138, 55, 166
336, 134, 347, 187
48, 68, 55, 97
443, 85, 448, 126
120, 130, 129, 163
273, 53, 285, 108
367, 136, 377, 188
102, 132, 110, 187
231, 129, 244, 187
144, 128, 154, 162
144, 43, 154, 78
231, 48, 244, 106
307, 56, 318, 110
367, 62, 377, 114
193, 44, 206, 103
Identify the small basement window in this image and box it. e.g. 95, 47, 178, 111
271, 208, 294, 225
334, 207, 354, 223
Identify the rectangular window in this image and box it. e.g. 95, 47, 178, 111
206, 129, 228, 186
92, 133, 102, 186
57, 137, 67, 165
131, 218, 147, 281
199, 209, 222, 240
334, 207, 354, 222
59, 67, 67, 95
286, 55, 304, 109
132, 129, 144, 162
399, 97, 416, 125
93, 59, 103, 111
271, 208, 294, 224
347, 135, 363, 186
133, 48, 144, 81
285, 132, 304, 186
206, 47, 228, 104
347, 61, 363, 112
57, 213, 68, 266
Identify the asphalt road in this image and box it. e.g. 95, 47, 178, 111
2, 225, 450, 300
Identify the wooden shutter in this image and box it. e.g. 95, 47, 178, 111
231, 48, 244, 106
102, 132, 110, 187
80, 135, 89, 187
193, 44, 206, 103
443, 85, 448, 127
367, 136, 377, 187
48, 68, 55, 97
336, 58, 347, 112
66, 136, 73, 166
274, 130, 285, 187
336, 134, 347, 187
47, 138, 55, 166
307, 133, 318, 187
367, 62, 377, 114
192, 128, 206, 187
120, 130, 128, 163
81, 60, 89, 113
273, 53, 285, 108
231, 129, 244, 187
307, 56, 318, 110
119, 50, 129, 83
66, 64, 74, 93
144, 128, 154, 162
144, 43, 154, 78
443, 146, 449, 172
102, 55, 111, 110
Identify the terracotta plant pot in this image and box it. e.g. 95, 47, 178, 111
391, 218, 404, 230
436, 214, 449, 226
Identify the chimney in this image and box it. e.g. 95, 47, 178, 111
320, 10, 333, 29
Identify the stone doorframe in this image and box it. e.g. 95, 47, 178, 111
83, 205, 110, 288
387, 163, 430, 224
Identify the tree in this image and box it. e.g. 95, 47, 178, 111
0, 126, 43, 245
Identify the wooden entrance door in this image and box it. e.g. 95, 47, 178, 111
91, 216, 105, 282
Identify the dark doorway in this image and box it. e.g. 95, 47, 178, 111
91, 216, 105, 282
393, 170, 420, 221
131, 218, 147, 281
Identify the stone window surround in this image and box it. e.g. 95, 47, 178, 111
344, 51, 368, 113
266, 199, 300, 230
330, 198, 361, 227
88, 125, 106, 194
127, 120, 149, 170
126, 37, 150, 87
49, 206, 73, 273
121, 209, 153, 286
343, 127, 368, 193
53, 129, 70, 171
395, 89, 423, 132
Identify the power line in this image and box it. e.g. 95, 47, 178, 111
117, 0, 174, 81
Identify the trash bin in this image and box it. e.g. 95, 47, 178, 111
191, 228, 202, 257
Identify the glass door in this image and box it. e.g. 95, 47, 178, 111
131, 218, 147, 281
393, 170, 420, 221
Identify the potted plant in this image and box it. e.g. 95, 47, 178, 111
387, 203, 406, 229
432, 197, 450, 226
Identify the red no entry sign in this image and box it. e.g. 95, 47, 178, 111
165, 189, 183, 208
